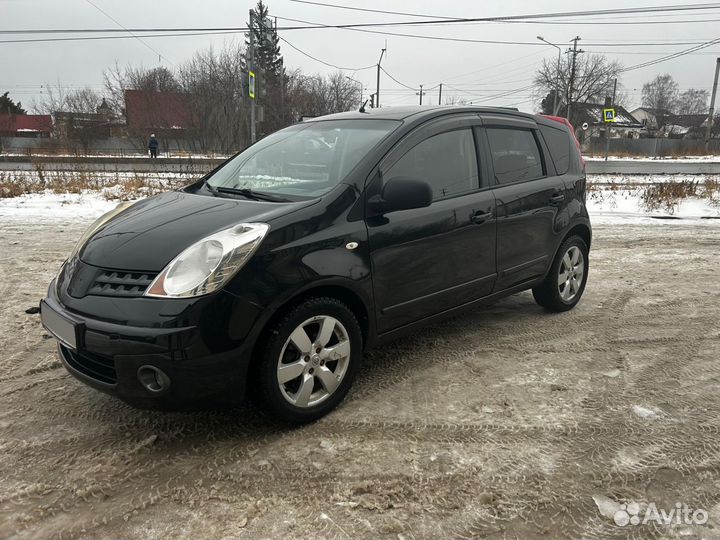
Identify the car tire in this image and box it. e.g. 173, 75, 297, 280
532, 236, 589, 312
252, 297, 363, 424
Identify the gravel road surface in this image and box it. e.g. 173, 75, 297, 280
1, 219, 719, 539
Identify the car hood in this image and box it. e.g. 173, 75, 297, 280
79, 190, 317, 271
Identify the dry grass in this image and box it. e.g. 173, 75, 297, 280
583, 146, 719, 159
639, 180, 698, 213
0, 164, 198, 201
587, 175, 720, 214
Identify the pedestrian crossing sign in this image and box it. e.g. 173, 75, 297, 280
603, 108, 616, 122
249, 71, 256, 100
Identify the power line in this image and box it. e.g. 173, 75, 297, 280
5, 2, 720, 36
274, 14, 720, 47
508, 17, 720, 25
379, 67, 417, 90
83, 0, 171, 64
286, 1, 720, 23
279, 35, 375, 71
3, 25, 716, 49
0, 30, 248, 44
621, 36, 720, 72
5, 18, 720, 37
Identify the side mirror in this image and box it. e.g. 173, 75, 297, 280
369, 176, 433, 214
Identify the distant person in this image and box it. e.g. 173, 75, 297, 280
148, 134, 159, 158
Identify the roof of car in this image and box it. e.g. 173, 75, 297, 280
303, 105, 537, 123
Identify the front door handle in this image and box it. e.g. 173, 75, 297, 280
549, 192, 565, 204
470, 210, 492, 224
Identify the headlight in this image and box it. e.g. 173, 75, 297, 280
71, 200, 137, 258
145, 223, 269, 298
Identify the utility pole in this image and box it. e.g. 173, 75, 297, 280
438, 83, 443, 105
249, 8, 256, 144
537, 36, 562, 115
604, 78, 617, 162
706, 57, 720, 148
276, 17, 285, 125
375, 47, 386, 108
417, 84, 425, 105
566, 36, 583, 122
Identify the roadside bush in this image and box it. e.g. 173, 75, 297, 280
639, 180, 698, 214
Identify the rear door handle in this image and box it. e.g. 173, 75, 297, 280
471, 210, 492, 224
549, 193, 565, 204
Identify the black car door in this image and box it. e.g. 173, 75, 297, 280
366, 115, 497, 333
478, 113, 567, 290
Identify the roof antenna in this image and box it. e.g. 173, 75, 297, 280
359, 99, 369, 113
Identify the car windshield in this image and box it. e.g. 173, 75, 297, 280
206, 119, 400, 199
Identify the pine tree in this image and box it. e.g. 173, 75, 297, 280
245, 1, 288, 133
246, 1, 283, 77
0, 92, 27, 115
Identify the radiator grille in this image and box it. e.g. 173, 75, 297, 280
60, 345, 117, 385
89, 270, 157, 298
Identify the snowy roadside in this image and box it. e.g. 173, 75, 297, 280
1, 184, 718, 225
585, 155, 720, 163
587, 193, 720, 224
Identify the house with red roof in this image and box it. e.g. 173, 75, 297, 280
124, 90, 196, 133
0, 114, 52, 137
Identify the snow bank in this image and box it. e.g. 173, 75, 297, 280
588, 191, 720, 224
0, 191, 122, 222
1, 176, 719, 225
585, 155, 720, 163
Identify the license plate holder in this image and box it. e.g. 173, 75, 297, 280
40, 301, 82, 350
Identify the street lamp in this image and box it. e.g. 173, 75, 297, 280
537, 36, 562, 116
345, 76, 364, 107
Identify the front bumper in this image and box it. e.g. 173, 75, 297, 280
42, 278, 262, 407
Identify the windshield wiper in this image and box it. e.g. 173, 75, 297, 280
204, 181, 219, 196
215, 186, 292, 202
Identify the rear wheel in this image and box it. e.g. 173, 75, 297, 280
533, 236, 589, 312
253, 297, 362, 423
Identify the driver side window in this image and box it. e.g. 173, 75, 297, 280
386, 129, 479, 201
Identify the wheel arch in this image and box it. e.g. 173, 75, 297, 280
563, 222, 592, 250
541, 222, 591, 283
249, 281, 374, 368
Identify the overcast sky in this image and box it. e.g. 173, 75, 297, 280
2, 0, 720, 113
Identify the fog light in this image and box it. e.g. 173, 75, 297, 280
137, 365, 171, 393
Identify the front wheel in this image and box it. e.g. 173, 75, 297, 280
532, 236, 589, 312
253, 297, 363, 424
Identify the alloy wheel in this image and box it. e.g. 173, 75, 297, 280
277, 315, 351, 408
558, 246, 585, 302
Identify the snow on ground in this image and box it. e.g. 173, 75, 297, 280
0, 170, 201, 185
0, 152, 228, 159
587, 191, 720, 224
585, 155, 720, 162
588, 173, 717, 185
1, 173, 719, 224
2, 188, 719, 226
0, 190, 121, 221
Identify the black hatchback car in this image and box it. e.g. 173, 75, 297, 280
41, 106, 590, 423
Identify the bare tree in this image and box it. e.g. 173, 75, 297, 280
642, 74, 679, 129
32, 84, 101, 115
534, 53, 623, 123
178, 41, 249, 153
677, 88, 709, 115
443, 95, 470, 106
285, 70, 360, 119
103, 64, 180, 116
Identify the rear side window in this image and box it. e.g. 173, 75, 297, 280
486, 128, 544, 184
539, 124, 571, 175
386, 129, 479, 200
